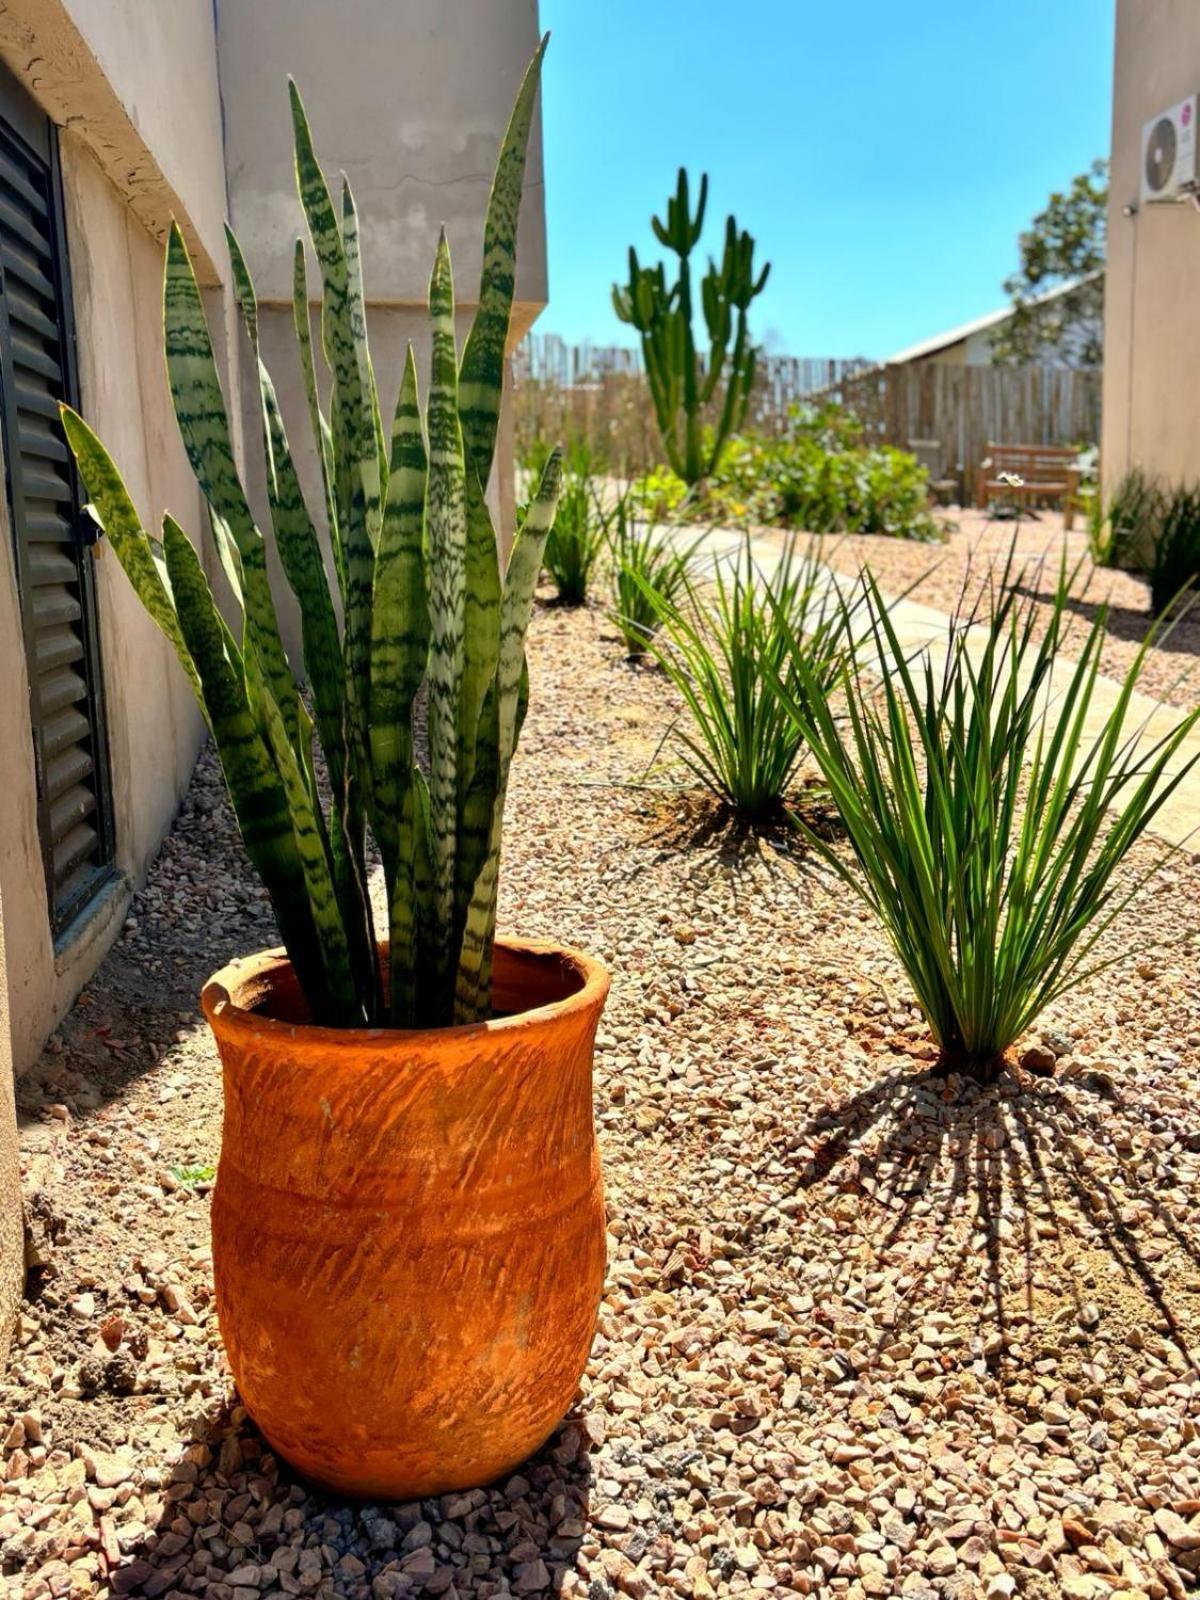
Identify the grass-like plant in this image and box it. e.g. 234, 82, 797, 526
640, 537, 853, 821
1150, 483, 1200, 618
61, 46, 554, 1030
543, 468, 605, 604
606, 489, 700, 657
772, 550, 1200, 1074
1098, 465, 1163, 570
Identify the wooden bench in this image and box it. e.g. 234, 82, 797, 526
976, 443, 1082, 529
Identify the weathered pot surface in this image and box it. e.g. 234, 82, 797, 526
201, 938, 610, 1499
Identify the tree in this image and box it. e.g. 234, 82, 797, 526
990, 159, 1107, 367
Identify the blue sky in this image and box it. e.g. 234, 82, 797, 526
536, 0, 1114, 360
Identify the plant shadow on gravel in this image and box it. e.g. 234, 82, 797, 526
112, 1402, 595, 1599
755, 1062, 1200, 1368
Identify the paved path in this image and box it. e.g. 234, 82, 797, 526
667, 522, 1200, 851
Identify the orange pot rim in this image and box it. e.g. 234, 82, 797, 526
201, 935, 610, 1056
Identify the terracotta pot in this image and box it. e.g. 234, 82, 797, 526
201, 938, 610, 1499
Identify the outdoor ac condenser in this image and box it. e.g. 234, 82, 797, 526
1140, 94, 1200, 204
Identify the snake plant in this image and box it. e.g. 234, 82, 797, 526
60, 42, 557, 1030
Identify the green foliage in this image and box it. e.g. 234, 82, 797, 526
613, 168, 769, 484
542, 469, 605, 605
773, 549, 1199, 1071
991, 158, 1107, 367
633, 464, 690, 520
639, 538, 853, 821
628, 405, 940, 541
62, 42, 555, 1031
1090, 465, 1163, 570
1151, 483, 1200, 618
606, 489, 701, 657
708, 419, 941, 541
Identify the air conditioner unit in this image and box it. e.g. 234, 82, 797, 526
1141, 95, 1199, 204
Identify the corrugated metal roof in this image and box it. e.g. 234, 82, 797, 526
884, 272, 1102, 366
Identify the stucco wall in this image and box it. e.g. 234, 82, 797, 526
219, 0, 548, 658
0, 135, 215, 1076
0, 895, 22, 1371
215, 0, 546, 316
0, 0, 227, 281
1103, 0, 1200, 491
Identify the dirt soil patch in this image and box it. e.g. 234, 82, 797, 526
4, 600, 1199, 1600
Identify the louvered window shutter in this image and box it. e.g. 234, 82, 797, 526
0, 65, 114, 934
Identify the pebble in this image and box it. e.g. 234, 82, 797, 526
3, 610, 1200, 1600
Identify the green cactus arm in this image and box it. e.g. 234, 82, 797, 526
457, 35, 547, 487
453, 450, 561, 1021
369, 345, 429, 874
158, 514, 338, 1020
163, 224, 299, 745
58, 407, 203, 701
425, 229, 468, 1009
292, 239, 344, 603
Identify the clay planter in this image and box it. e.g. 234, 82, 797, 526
201, 938, 610, 1499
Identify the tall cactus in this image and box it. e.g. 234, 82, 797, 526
613, 168, 770, 485
61, 40, 556, 1030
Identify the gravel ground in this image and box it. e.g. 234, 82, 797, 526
748, 510, 1200, 713
4, 597, 1200, 1600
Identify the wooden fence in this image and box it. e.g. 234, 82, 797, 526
821, 364, 1103, 494
512, 337, 872, 473
511, 335, 1103, 493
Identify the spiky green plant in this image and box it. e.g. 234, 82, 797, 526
772, 550, 1200, 1074
1150, 483, 1200, 618
639, 537, 852, 821
613, 169, 769, 485
1092, 465, 1163, 569
606, 488, 700, 657
542, 470, 605, 605
60, 44, 556, 1030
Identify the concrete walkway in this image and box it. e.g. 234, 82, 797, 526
670, 522, 1200, 852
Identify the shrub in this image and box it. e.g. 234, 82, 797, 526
639, 537, 853, 821
773, 550, 1200, 1075
1150, 483, 1200, 617
708, 433, 941, 540
607, 489, 701, 657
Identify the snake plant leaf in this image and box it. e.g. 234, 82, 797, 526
425, 228, 468, 1006
58, 407, 202, 701
454, 450, 562, 1020
159, 514, 335, 1019
460, 461, 501, 797
289, 85, 379, 789
226, 225, 347, 801
163, 224, 299, 748
458, 36, 547, 488
225, 222, 369, 1001
388, 768, 427, 1027
246, 650, 360, 1025
292, 240, 344, 603
370, 345, 429, 875
206, 507, 245, 611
